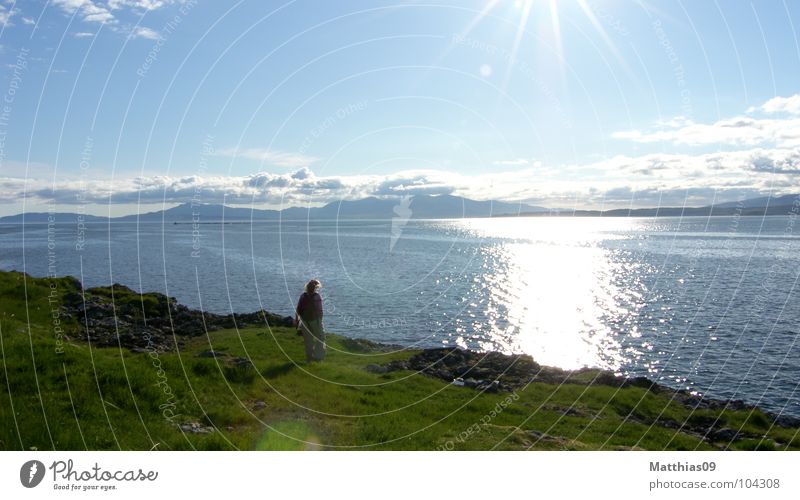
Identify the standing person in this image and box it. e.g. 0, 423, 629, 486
295, 279, 325, 362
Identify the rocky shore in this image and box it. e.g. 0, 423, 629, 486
373, 347, 800, 440
5, 269, 800, 451
55, 275, 800, 441
58, 278, 294, 352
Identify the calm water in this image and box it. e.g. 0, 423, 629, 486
2, 215, 799, 416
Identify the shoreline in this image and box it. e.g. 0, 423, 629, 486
1, 212, 796, 225
3, 268, 800, 451
14, 268, 797, 427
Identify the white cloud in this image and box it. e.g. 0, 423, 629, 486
4, 147, 798, 210
52, 0, 116, 24
108, 0, 172, 10
656, 116, 693, 128
615, 95, 800, 147
0, 5, 18, 25
761, 94, 800, 115
214, 147, 319, 169
492, 158, 540, 167
614, 116, 800, 147
52, 0, 177, 26
73, 31, 96, 37
21, 17, 36, 26
130, 26, 160, 40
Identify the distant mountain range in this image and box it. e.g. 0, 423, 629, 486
0, 194, 546, 223
1, 193, 797, 223
518, 193, 799, 218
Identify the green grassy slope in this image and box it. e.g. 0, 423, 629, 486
1, 270, 797, 451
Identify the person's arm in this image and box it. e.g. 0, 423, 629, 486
295, 295, 306, 326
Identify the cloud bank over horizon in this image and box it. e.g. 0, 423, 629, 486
2, 95, 800, 215
2, 146, 798, 213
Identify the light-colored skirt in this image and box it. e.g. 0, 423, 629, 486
300, 318, 326, 362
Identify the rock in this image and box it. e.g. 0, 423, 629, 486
623, 376, 659, 391
227, 310, 295, 329
385, 360, 409, 371
229, 356, 252, 367
388, 347, 553, 391
365, 364, 388, 374
179, 422, 214, 434
197, 350, 227, 358
594, 372, 625, 387
223, 358, 255, 383
726, 400, 749, 411
443, 355, 462, 367
709, 428, 740, 442
464, 378, 480, 388
434, 369, 453, 380
773, 414, 800, 428
561, 406, 587, 417
687, 415, 718, 429
341, 336, 401, 353
59, 282, 300, 353
477, 380, 500, 393
253, 400, 267, 410
655, 418, 681, 430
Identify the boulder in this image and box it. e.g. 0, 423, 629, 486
709, 428, 740, 442
179, 422, 214, 434
196, 350, 228, 358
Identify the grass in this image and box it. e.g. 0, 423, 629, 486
1, 269, 799, 451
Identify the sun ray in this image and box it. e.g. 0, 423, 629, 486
500, 0, 534, 94
549, 0, 564, 57
459, 0, 503, 39
430, 0, 502, 69
576, 0, 637, 81
548, 0, 569, 94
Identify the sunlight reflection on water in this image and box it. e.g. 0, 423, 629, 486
456, 217, 637, 370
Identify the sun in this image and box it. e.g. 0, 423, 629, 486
440, 0, 633, 95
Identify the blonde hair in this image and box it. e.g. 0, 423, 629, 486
304, 279, 321, 294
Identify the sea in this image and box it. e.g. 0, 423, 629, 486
2, 214, 799, 417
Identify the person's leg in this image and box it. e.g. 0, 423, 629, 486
311, 320, 326, 361
300, 321, 314, 362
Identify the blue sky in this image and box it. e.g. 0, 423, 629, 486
0, 0, 799, 215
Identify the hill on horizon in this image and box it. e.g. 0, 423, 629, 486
0, 194, 546, 223
1, 192, 798, 223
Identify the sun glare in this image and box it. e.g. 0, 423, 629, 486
459, 217, 633, 370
